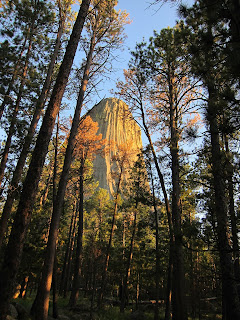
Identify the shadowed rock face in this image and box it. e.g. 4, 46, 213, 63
88, 97, 143, 196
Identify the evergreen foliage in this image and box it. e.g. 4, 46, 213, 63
0, 1, 239, 319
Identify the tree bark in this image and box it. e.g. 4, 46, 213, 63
120, 209, 137, 313
151, 172, 161, 320
63, 204, 78, 297
164, 244, 173, 320
224, 135, 240, 282
141, 102, 175, 319
59, 200, 78, 296
207, 85, 240, 319
0, 14, 64, 249
69, 158, 84, 307
52, 114, 59, 319
52, 256, 59, 319
0, 2, 90, 319
98, 166, 123, 307
169, 72, 187, 320
31, 17, 94, 319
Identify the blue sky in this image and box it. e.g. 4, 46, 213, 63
117, 0, 180, 48
91, 0, 194, 103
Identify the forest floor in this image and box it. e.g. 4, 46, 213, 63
9, 294, 222, 320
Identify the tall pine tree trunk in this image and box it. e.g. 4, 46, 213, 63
98, 167, 123, 307
224, 135, 240, 281
31, 23, 94, 320
69, 158, 84, 307
59, 199, 78, 296
207, 85, 240, 319
169, 74, 187, 320
64, 205, 78, 297
52, 114, 59, 319
120, 209, 137, 313
141, 104, 174, 318
164, 244, 173, 320
0, 20, 64, 248
0, 2, 90, 319
150, 171, 161, 320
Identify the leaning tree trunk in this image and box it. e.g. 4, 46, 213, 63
0, 20, 64, 248
52, 114, 59, 319
0, 2, 90, 319
31, 23, 94, 320
207, 85, 240, 319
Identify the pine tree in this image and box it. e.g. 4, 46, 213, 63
0, 2, 90, 318
181, 1, 240, 318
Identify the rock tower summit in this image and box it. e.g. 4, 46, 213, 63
88, 97, 143, 196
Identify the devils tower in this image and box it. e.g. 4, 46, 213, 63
88, 98, 143, 196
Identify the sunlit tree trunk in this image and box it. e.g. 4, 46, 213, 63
19, 276, 29, 299
31, 18, 94, 319
0, 2, 90, 318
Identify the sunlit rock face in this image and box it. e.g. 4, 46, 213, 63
88, 97, 143, 196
